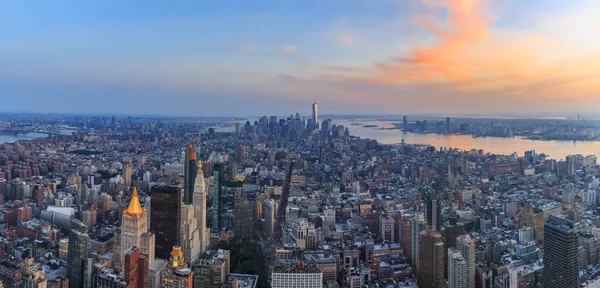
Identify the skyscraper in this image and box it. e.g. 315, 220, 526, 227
67, 219, 90, 288
446, 117, 451, 134
448, 248, 468, 288
123, 162, 132, 187
425, 192, 442, 230
264, 199, 276, 239
234, 145, 246, 163
403, 116, 408, 132
183, 139, 197, 204
151, 185, 182, 260
312, 99, 319, 130
233, 189, 254, 239
411, 212, 426, 271
456, 235, 476, 288
417, 227, 445, 288
119, 187, 152, 271
211, 163, 223, 232
543, 216, 579, 288
194, 162, 209, 253
180, 203, 201, 265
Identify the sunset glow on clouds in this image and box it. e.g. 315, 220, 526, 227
0, 0, 599, 116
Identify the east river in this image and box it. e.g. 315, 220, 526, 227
0, 130, 75, 145
338, 120, 600, 160
0, 133, 48, 145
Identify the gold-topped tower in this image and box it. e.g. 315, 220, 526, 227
125, 187, 144, 216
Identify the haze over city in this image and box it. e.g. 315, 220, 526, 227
2, 0, 600, 116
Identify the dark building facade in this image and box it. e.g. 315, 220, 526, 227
67, 219, 90, 288
417, 226, 445, 288
233, 189, 254, 239
543, 215, 579, 288
183, 140, 197, 204
211, 163, 224, 232
424, 192, 442, 230
150, 185, 182, 260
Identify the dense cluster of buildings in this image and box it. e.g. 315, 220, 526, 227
0, 104, 599, 288
399, 115, 600, 140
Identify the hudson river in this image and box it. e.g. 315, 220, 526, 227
339, 120, 600, 160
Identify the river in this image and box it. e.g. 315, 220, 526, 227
338, 120, 600, 160
0, 133, 49, 145
0, 130, 76, 145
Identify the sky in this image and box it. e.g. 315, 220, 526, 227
1, 0, 600, 117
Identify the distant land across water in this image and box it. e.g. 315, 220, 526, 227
337, 120, 600, 161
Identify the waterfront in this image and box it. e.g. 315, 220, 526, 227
0, 129, 76, 145
0, 133, 48, 145
339, 120, 600, 160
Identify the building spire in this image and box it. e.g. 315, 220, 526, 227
126, 187, 143, 215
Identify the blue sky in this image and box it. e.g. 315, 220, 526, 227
1, 0, 599, 116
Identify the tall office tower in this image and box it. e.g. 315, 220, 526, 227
150, 185, 182, 260
271, 263, 323, 288
160, 247, 193, 288
425, 192, 442, 230
456, 235, 476, 288
403, 116, 408, 132
193, 162, 209, 253
184, 139, 197, 204
233, 189, 254, 239
543, 216, 579, 288
124, 247, 149, 288
67, 219, 90, 288
417, 227, 445, 288
446, 117, 451, 134
234, 123, 241, 137
123, 163, 132, 187
411, 212, 426, 271
234, 145, 246, 163
180, 203, 201, 265
211, 164, 223, 232
448, 248, 468, 288
264, 199, 276, 239
118, 187, 152, 272
231, 162, 237, 180
193, 249, 231, 288
312, 99, 319, 130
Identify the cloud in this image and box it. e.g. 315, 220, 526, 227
281, 44, 296, 54
355, 0, 600, 101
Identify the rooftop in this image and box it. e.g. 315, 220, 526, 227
229, 274, 259, 288
273, 263, 321, 274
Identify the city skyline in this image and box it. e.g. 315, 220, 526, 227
2, 0, 600, 116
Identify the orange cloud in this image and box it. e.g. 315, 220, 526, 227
367, 0, 600, 101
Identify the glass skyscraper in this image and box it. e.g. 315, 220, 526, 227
150, 184, 182, 260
